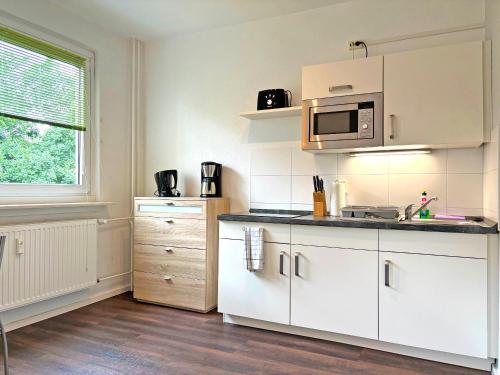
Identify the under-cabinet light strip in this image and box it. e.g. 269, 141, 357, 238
350, 149, 431, 157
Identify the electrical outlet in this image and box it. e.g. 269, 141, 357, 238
16, 238, 24, 254
348, 41, 364, 51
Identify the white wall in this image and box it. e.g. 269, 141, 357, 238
485, 0, 500, 369
143, 0, 488, 215
485, 0, 500, 222
0, 0, 133, 326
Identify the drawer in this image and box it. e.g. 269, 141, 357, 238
135, 217, 207, 249
291, 225, 378, 251
133, 271, 206, 311
219, 221, 290, 243
379, 230, 487, 258
134, 244, 206, 279
135, 199, 206, 219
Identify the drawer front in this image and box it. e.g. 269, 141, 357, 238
219, 221, 290, 243
291, 225, 378, 251
135, 199, 206, 219
379, 230, 487, 258
135, 217, 207, 249
134, 244, 206, 279
133, 271, 206, 311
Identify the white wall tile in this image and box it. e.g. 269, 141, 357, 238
388, 174, 445, 211
447, 174, 483, 209
249, 144, 491, 217
447, 148, 483, 174
291, 175, 315, 205
250, 202, 292, 210
291, 175, 336, 205
483, 169, 498, 218
291, 148, 337, 175
251, 148, 291, 176
446, 207, 483, 217
291, 203, 313, 211
389, 149, 446, 174
250, 175, 291, 204
338, 154, 388, 175
338, 174, 389, 206
483, 126, 498, 173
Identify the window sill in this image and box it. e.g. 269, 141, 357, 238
0, 201, 113, 211
0, 201, 114, 219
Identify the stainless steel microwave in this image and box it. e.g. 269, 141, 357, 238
302, 92, 383, 151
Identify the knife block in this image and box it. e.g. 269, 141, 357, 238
313, 192, 327, 217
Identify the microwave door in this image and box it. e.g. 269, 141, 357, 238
309, 104, 359, 142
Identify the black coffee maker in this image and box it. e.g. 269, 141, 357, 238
154, 170, 180, 197
200, 162, 222, 198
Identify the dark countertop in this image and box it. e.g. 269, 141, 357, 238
218, 210, 499, 234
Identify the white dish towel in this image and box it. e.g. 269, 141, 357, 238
243, 226, 264, 272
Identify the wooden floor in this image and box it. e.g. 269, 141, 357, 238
3, 293, 487, 375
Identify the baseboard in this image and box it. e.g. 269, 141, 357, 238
5, 284, 131, 332
224, 314, 495, 372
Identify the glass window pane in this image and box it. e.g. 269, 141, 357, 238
0, 116, 79, 184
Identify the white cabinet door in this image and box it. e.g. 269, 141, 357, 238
218, 239, 290, 325
384, 41, 484, 147
302, 56, 383, 100
290, 245, 378, 339
379, 252, 487, 358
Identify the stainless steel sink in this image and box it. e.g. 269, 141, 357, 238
246, 212, 302, 218
403, 218, 479, 226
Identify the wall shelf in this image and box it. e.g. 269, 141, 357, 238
240, 106, 302, 120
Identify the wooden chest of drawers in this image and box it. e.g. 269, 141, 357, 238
133, 197, 229, 312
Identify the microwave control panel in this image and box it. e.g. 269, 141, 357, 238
357, 104, 374, 139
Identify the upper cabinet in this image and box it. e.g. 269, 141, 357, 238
384, 41, 485, 148
300, 41, 489, 152
302, 56, 383, 100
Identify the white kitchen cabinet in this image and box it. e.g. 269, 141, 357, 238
379, 252, 488, 358
218, 239, 291, 325
384, 41, 484, 148
290, 244, 378, 340
302, 56, 383, 100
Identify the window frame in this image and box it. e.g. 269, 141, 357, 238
0, 15, 94, 199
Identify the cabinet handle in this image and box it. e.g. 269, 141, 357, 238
164, 248, 174, 253
163, 275, 173, 281
294, 252, 301, 277
164, 202, 175, 206
329, 84, 353, 93
279, 251, 285, 275
384, 260, 391, 287
164, 219, 174, 224
389, 114, 395, 140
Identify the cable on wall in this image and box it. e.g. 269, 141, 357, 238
354, 41, 368, 57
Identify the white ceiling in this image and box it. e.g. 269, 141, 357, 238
48, 0, 350, 40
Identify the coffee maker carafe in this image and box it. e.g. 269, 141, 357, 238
154, 170, 180, 197
200, 162, 222, 198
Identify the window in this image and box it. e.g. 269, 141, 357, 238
0, 25, 90, 195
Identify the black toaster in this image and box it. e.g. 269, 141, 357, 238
257, 89, 291, 110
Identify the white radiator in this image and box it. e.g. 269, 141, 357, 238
0, 219, 97, 312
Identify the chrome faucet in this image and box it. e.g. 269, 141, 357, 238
404, 196, 438, 221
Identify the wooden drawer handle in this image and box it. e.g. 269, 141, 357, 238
163, 275, 173, 281
164, 219, 174, 224
163, 202, 175, 206
164, 248, 174, 253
